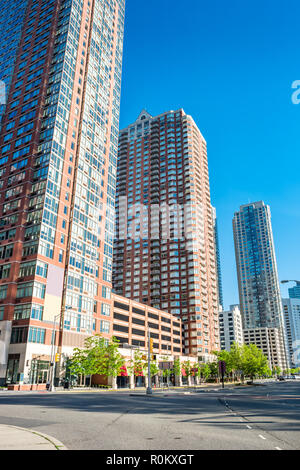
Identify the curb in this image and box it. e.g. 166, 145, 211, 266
0, 424, 68, 450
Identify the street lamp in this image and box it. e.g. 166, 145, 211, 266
48, 313, 61, 392
146, 324, 152, 395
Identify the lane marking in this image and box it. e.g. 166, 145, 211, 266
275, 447, 282, 451
258, 434, 266, 440
246, 425, 252, 429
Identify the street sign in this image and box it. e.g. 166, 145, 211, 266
218, 360, 226, 375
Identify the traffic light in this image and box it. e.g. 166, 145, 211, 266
55, 353, 60, 363
149, 338, 153, 353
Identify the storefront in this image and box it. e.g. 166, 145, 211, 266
5, 354, 20, 384
29, 359, 50, 385
117, 365, 129, 389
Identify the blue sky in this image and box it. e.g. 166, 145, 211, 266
119, 0, 300, 308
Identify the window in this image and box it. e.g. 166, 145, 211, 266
113, 324, 129, 333
132, 328, 145, 337
132, 307, 145, 316
11, 327, 28, 344
14, 303, 43, 320
100, 321, 110, 334
0, 244, 13, 259
114, 301, 129, 311
132, 317, 145, 326
19, 261, 36, 277
113, 312, 129, 322
28, 327, 45, 344
36, 261, 48, 278
102, 286, 111, 299
0, 285, 8, 300
0, 264, 11, 279
101, 303, 111, 316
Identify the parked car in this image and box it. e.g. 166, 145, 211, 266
277, 376, 285, 381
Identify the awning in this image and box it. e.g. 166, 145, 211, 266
120, 366, 128, 377
181, 369, 187, 376
134, 368, 144, 377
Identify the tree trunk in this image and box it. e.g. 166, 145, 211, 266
175, 375, 182, 387
129, 375, 134, 389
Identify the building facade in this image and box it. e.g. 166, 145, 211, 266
282, 297, 300, 368
0, 0, 126, 386
212, 206, 223, 310
219, 304, 244, 351
113, 109, 220, 360
243, 327, 287, 371
233, 201, 288, 369
111, 294, 182, 356
288, 282, 300, 300
0, 0, 30, 124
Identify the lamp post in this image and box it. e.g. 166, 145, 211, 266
146, 325, 152, 395
48, 313, 61, 392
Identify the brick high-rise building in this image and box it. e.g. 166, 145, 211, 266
113, 109, 220, 360
0, 0, 125, 386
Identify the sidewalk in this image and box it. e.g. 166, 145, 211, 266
0, 424, 67, 450
0, 381, 264, 395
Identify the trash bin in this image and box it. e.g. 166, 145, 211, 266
64, 381, 70, 389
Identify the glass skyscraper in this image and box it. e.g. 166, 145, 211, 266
233, 201, 288, 370
233, 201, 284, 329
0, 0, 125, 386
212, 207, 223, 310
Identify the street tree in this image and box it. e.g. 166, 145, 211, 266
68, 335, 125, 386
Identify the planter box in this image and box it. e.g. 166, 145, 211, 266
37, 384, 47, 390
20, 385, 31, 391
7, 385, 20, 391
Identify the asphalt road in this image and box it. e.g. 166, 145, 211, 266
0, 381, 299, 450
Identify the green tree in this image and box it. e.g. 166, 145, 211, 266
68, 335, 125, 384
199, 363, 211, 381
208, 361, 219, 378
105, 337, 125, 379
148, 358, 159, 377
69, 335, 108, 378
241, 344, 269, 379
173, 357, 181, 377
272, 366, 282, 377
182, 360, 192, 377
127, 350, 147, 377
